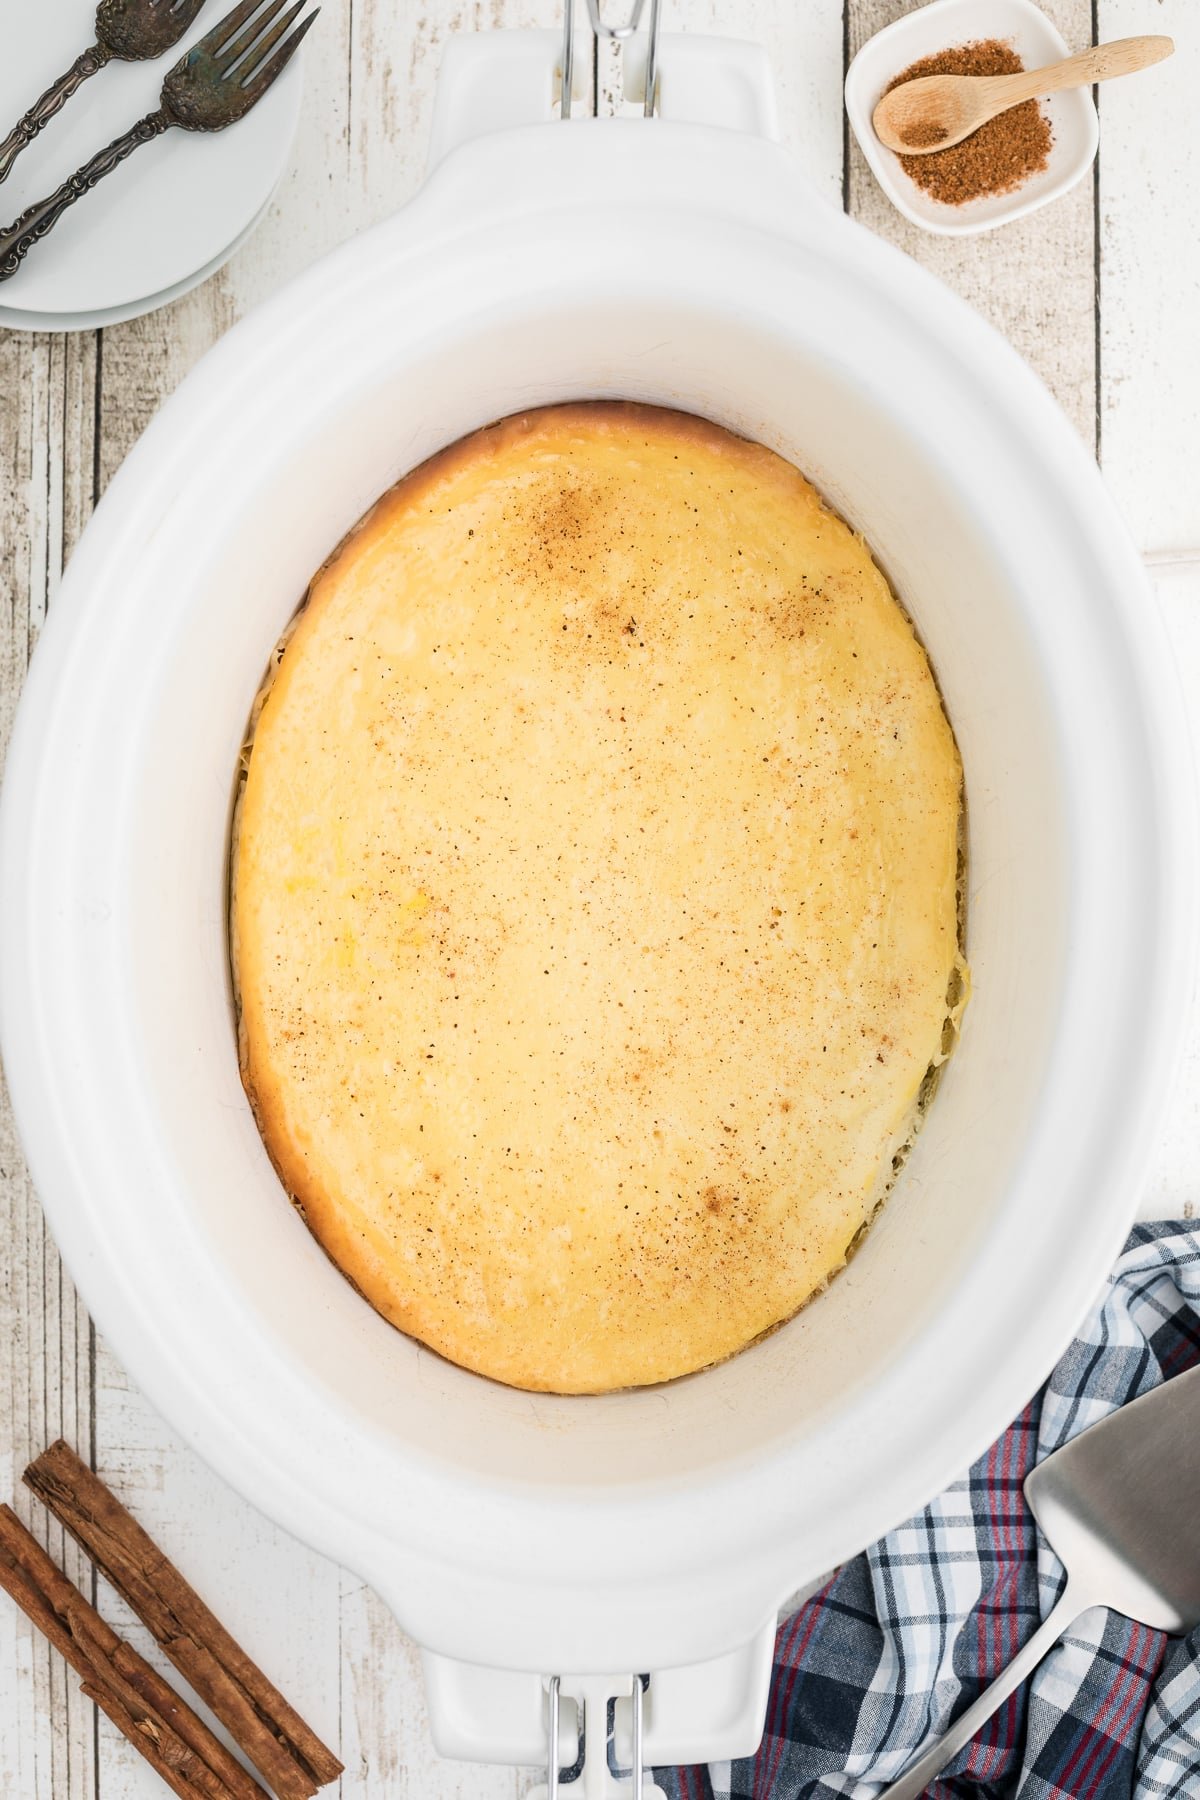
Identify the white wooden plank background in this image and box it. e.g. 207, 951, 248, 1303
1, 1, 1198, 1794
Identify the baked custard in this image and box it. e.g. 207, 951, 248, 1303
232, 404, 965, 1393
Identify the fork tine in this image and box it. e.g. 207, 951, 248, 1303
240, 7, 317, 96
191, 0, 270, 59
228, 0, 305, 80
215, 0, 287, 72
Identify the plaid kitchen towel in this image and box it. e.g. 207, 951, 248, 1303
658, 1222, 1200, 1800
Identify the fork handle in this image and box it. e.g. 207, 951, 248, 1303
0, 108, 171, 284
0, 43, 114, 186
878, 1586, 1086, 1800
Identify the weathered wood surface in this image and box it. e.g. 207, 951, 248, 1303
847, 0, 1097, 444
0, 0, 1197, 1794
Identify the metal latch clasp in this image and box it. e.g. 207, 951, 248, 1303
560, 0, 663, 119
527, 1672, 668, 1800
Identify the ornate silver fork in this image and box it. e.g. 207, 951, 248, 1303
0, 0, 317, 284
0, 0, 210, 186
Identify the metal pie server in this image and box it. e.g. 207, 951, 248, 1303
882, 1363, 1200, 1800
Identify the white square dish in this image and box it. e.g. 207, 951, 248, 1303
845, 0, 1099, 236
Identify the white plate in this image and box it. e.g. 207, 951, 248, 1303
845, 0, 1099, 237
0, 0, 303, 321
0, 194, 272, 332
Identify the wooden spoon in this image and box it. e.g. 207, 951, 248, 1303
872, 34, 1173, 155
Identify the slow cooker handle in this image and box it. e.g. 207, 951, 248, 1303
428, 28, 779, 168
423, 1619, 776, 1793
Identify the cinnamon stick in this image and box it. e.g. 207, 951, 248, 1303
25, 1442, 342, 1800
0, 1505, 267, 1800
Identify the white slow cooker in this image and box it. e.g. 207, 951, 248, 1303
0, 26, 1193, 1796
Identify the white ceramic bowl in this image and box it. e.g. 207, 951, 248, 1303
0, 32, 1191, 1772
846, 0, 1099, 236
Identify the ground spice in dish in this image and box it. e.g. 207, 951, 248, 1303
886, 39, 1053, 206
902, 119, 950, 148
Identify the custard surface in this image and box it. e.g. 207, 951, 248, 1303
233, 404, 964, 1392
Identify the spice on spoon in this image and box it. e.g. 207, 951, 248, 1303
886, 40, 1053, 205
